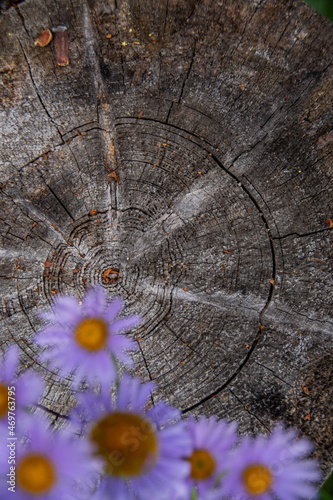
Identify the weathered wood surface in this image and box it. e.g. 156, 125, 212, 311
1, 0, 332, 476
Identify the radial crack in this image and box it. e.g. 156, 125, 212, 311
228, 388, 270, 431
16, 38, 63, 140
82, 0, 118, 172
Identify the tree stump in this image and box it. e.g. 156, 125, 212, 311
1, 0, 332, 477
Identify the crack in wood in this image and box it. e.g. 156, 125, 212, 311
272, 228, 330, 240
82, 0, 118, 171
166, 40, 196, 124
254, 360, 293, 387
228, 387, 271, 432
16, 38, 63, 140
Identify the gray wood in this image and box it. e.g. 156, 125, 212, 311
1, 0, 332, 477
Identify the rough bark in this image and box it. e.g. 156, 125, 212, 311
0, 0, 332, 476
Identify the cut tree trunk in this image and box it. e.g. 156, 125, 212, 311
1, 0, 332, 477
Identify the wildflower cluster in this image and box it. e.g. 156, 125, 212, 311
0, 286, 321, 499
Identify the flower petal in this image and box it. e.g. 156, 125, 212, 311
104, 297, 124, 322
111, 315, 142, 334
82, 285, 107, 316
1, 344, 19, 381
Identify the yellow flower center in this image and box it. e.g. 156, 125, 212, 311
189, 449, 216, 480
17, 454, 56, 494
243, 464, 272, 495
0, 383, 8, 417
90, 411, 158, 477
75, 318, 108, 351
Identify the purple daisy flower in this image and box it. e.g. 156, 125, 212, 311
34, 286, 141, 390
72, 374, 193, 500
0, 345, 44, 426
221, 426, 321, 500
181, 416, 238, 500
0, 413, 101, 500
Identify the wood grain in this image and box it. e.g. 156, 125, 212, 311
0, 0, 332, 476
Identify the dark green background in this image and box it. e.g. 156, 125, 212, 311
304, 0, 333, 21
320, 473, 333, 500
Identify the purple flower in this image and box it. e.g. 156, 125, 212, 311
221, 426, 321, 500
34, 286, 141, 390
72, 374, 193, 500
0, 345, 44, 426
0, 413, 100, 500
182, 416, 238, 500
